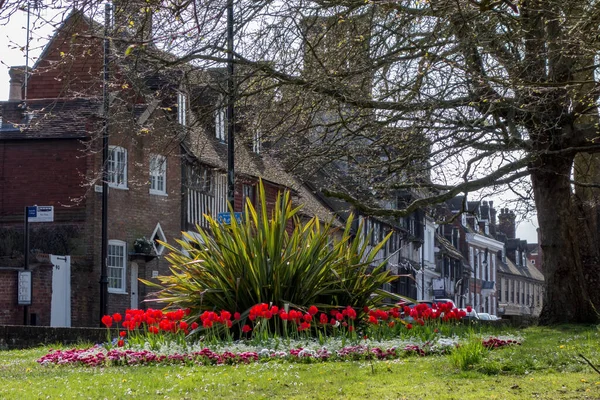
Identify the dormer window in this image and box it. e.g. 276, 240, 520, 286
151, 223, 167, 255
177, 92, 187, 126
252, 130, 261, 154
215, 107, 226, 142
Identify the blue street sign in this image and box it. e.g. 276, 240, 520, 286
27, 207, 37, 218
217, 212, 243, 225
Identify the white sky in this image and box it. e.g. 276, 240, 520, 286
0, 7, 540, 243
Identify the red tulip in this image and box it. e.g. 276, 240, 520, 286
112, 313, 122, 323
101, 315, 113, 328
319, 313, 328, 324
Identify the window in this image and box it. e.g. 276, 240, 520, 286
215, 107, 226, 142
252, 130, 261, 154
498, 278, 502, 302
242, 184, 255, 208
108, 240, 126, 293
149, 154, 167, 195
108, 146, 127, 188
177, 92, 187, 126
187, 164, 213, 194
510, 280, 514, 303
388, 231, 396, 253
151, 223, 166, 255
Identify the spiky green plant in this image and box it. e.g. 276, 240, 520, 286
142, 180, 398, 323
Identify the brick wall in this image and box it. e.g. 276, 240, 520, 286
0, 263, 52, 326
26, 15, 103, 100
0, 139, 89, 221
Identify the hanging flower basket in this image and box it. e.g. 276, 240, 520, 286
133, 237, 153, 254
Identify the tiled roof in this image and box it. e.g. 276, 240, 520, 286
0, 98, 100, 140
497, 256, 544, 282
435, 233, 466, 262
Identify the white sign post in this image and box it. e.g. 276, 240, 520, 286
18, 270, 32, 306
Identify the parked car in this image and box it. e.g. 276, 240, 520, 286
459, 308, 480, 321
476, 312, 503, 323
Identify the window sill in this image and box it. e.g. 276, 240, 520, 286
108, 289, 128, 295
109, 184, 129, 191
149, 190, 168, 196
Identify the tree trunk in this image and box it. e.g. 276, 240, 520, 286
531, 154, 600, 324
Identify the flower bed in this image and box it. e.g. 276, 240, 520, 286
37, 303, 521, 367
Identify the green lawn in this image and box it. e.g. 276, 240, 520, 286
1, 325, 599, 399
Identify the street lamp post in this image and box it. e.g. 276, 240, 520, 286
481, 256, 488, 313
226, 0, 235, 206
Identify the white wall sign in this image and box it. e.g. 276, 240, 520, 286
27, 206, 54, 222
18, 270, 32, 305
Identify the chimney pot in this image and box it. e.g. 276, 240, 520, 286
8, 66, 26, 101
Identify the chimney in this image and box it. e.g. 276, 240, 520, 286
8, 66, 25, 101
498, 208, 516, 239
489, 201, 497, 236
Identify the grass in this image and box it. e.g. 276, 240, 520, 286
1, 325, 600, 399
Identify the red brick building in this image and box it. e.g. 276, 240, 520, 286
0, 9, 334, 327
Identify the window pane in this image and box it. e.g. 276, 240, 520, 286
108, 243, 125, 291
150, 155, 166, 193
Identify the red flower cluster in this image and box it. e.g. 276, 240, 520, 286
102, 308, 193, 336
249, 303, 278, 321
200, 310, 234, 328
366, 308, 401, 325
403, 303, 466, 322
325, 306, 358, 327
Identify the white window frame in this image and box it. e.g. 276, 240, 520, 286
177, 92, 187, 126
151, 222, 167, 255
252, 130, 261, 154
108, 146, 128, 189
215, 107, 226, 142
149, 154, 167, 195
108, 240, 127, 293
